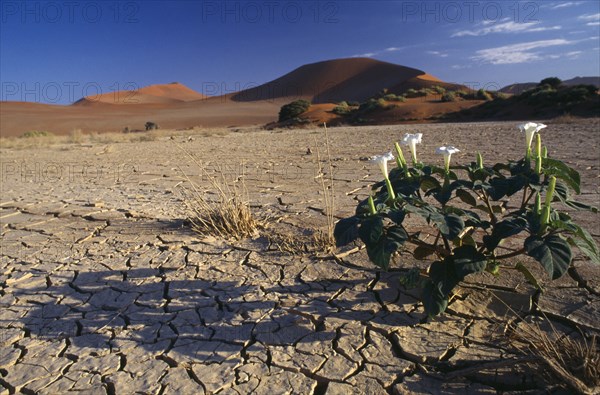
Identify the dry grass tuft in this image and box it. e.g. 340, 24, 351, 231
312, 123, 336, 253
506, 317, 600, 394
176, 143, 259, 240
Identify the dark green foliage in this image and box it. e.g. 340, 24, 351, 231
539, 77, 562, 89
145, 121, 159, 131
278, 99, 311, 122
441, 92, 457, 102
476, 89, 492, 101
334, 130, 598, 316
21, 130, 53, 138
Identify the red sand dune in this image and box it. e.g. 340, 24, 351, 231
73, 82, 206, 105
230, 58, 457, 103
1, 58, 474, 137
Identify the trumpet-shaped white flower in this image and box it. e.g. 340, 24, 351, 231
369, 151, 394, 179
435, 145, 460, 172
518, 122, 547, 154
401, 133, 423, 164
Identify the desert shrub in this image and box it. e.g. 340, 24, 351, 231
476, 89, 493, 101
491, 91, 509, 100
145, 121, 159, 131
441, 92, 457, 102
539, 77, 562, 89
123, 126, 130, 133
278, 99, 311, 122
347, 101, 360, 106
432, 85, 446, 94
383, 94, 406, 102
337, 101, 348, 107
21, 130, 53, 138
405, 88, 428, 98
332, 105, 353, 116
454, 90, 468, 97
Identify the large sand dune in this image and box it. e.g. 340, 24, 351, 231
1, 58, 472, 137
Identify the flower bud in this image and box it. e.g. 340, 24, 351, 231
476, 152, 484, 169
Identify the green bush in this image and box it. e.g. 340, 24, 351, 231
21, 130, 53, 138
332, 105, 353, 116
539, 77, 562, 89
145, 121, 159, 131
347, 101, 360, 107
432, 85, 446, 94
405, 89, 427, 98
441, 92, 457, 102
476, 89, 493, 101
278, 99, 311, 122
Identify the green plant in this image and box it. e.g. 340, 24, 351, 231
334, 123, 598, 316
476, 88, 493, 101
145, 121, 159, 131
21, 130, 53, 138
278, 99, 311, 122
441, 92, 457, 102
432, 85, 446, 94
539, 77, 562, 89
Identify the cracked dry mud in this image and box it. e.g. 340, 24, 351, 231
1, 121, 599, 394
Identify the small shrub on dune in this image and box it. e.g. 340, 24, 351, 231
441, 91, 457, 102
278, 99, 311, 122
145, 121, 159, 131
21, 130, 53, 138
476, 88, 493, 101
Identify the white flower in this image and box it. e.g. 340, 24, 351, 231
518, 122, 547, 152
369, 151, 394, 179
401, 133, 423, 163
436, 145, 460, 172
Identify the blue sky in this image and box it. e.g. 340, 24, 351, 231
1, 0, 599, 104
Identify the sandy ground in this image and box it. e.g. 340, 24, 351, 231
1, 120, 599, 394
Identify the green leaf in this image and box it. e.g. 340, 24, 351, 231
398, 268, 422, 289
456, 189, 477, 206
358, 216, 383, 246
334, 216, 360, 247
364, 225, 408, 271
420, 175, 441, 193
567, 226, 600, 265
515, 262, 544, 291
413, 245, 435, 260
543, 158, 581, 194
428, 259, 460, 295
451, 245, 487, 278
437, 213, 464, 240
525, 234, 572, 279
421, 279, 449, 316
483, 217, 527, 251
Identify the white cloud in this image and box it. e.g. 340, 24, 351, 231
427, 50, 448, 58
587, 22, 600, 26
353, 52, 376, 58
578, 13, 600, 21
472, 39, 574, 64
551, 2, 583, 9
452, 21, 560, 37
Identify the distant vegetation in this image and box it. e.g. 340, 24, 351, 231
278, 99, 311, 123
145, 121, 160, 131
449, 77, 599, 120
21, 130, 53, 138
